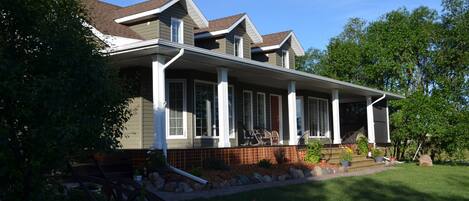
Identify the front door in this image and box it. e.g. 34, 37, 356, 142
270, 95, 283, 143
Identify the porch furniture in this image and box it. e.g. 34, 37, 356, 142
68, 154, 165, 201
241, 124, 257, 146
270, 130, 280, 145
253, 128, 272, 145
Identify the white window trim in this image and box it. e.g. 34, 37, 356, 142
256, 92, 267, 128
165, 79, 187, 139
269, 94, 283, 144
243, 90, 254, 130
193, 80, 235, 139
296, 96, 305, 136
234, 35, 244, 58
282, 49, 290, 69
170, 17, 184, 44
307, 96, 330, 138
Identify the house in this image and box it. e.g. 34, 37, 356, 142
83, 0, 403, 153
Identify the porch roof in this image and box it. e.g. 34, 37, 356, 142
108, 39, 404, 100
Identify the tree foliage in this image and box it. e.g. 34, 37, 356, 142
0, 0, 130, 200
296, 0, 469, 160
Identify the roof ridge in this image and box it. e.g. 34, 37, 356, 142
261, 30, 292, 37
208, 12, 246, 22
96, 0, 122, 9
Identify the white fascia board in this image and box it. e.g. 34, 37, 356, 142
251, 32, 305, 56
194, 15, 263, 43
181, 0, 209, 28
84, 22, 142, 48
114, 0, 179, 24
109, 39, 404, 99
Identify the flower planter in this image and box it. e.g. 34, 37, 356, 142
340, 160, 350, 167
374, 156, 384, 163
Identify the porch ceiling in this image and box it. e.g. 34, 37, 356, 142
109, 39, 404, 100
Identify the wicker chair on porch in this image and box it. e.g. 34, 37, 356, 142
241, 124, 257, 146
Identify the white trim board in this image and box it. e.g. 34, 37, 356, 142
251, 32, 305, 56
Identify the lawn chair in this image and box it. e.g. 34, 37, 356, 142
241, 124, 257, 146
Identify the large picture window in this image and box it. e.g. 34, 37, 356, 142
256, 93, 266, 128
308, 97, 329, 137
166, 80, 186, 138
194, 81, 234, 137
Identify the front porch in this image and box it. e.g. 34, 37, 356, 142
111, 40, 400, 151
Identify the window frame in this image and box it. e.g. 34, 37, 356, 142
193, 80, 235, 139
165, 79, 187, 139
281, 49, 290, 68
256, 92, 267, 128
307, 96, 330, 138
242, 90, 253, 130
296, 96, 305, 136
233, 35, 244, 58
170, 17, 184, 44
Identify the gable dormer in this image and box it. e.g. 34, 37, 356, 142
252, 31, 305, 69
194, 13, 262, 59
85, 0, 208, 47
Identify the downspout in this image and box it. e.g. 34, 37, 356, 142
369, 94, 386, 148
160, 48, 208, 185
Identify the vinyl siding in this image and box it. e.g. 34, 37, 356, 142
194, 36, 226, 54
158, 3, 195, 45
120, 97, 143, 149
225, 23, 251, 59
129, 19, 158, 40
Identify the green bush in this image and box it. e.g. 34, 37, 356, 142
356, 136, 369, 155
145, 150, 167, 172
203, 158, 230, 171
305, 140, 322, 164
274, 148, 286, 164
257, 159, 273, 169
372, 148, 384, 158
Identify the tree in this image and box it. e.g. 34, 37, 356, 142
0, 0, 130, 200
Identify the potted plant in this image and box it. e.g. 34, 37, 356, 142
340, 147, 353, 167
356, 134, 369, 155
372, 148, 384, 162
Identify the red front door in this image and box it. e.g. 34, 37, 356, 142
270, 96, 280, 132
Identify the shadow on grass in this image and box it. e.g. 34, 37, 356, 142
193, 176, 469, 201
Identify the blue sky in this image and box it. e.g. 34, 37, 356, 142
104, 0, 442, 50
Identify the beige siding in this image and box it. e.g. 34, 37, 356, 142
225, 22, 251, 59
120, 97, 143, 149
129, 19, 158, 40
142, 97, 155, 148
158, 3, 195, 45
195, 37, 226, 54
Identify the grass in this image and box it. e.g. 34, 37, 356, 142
193, 164, 469, 201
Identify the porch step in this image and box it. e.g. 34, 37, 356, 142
327, 155, 367, 164
348, 162, 385, 172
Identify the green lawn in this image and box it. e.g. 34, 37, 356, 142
194, 164, 469, 201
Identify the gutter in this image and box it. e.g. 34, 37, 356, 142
160, 48, 208, 185
371, 94, 386, 105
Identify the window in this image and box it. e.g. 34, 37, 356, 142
308, 97, 329, 137
257, 93, 266, 128
281, 50, 290, 68
234, 35, 243, 58
243, 91, 253, 129
296, 97, 304, 136
166, 80, 186, 138
171, 18, 183, 43
194, 81, 234, 137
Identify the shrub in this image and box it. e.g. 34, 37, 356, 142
145, 150, 167, 172
372, 148, 384, 158
340, 147, 353, 162
203, 158, 230, 171
356, 135, 369, 155
274, 148, 286, 164
189, 167, 203, 177
257, 159, 273, 169
305, 140, 322, 164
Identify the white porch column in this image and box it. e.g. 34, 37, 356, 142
366, 96, 376, 145
217, 68, 231, 147
386, 100, 391, 143
152, 55, 167, 155
332, 89, 341, 144
288, 81, 298, 145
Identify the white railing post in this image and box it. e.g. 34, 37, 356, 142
217, 68, 230, 147
366, 96, 376, 145
332, 89, 341, 144
152, 55, 167, 155
288, 81, 298, 145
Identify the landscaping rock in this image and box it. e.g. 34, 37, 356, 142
192, 183, 204, 191
177, 182, 193, 193
338, 166, 347, 173
149, 172, 165, 190
278, 174, 289, 181
237, 175, 251, 185
289, 167, 305, 179
419, 155, 433, 167
303, 169, 313, 177
253, 172, 264, 183
163, 182, 177, 192
314, 166, 323, 176
262, 175, 272, 182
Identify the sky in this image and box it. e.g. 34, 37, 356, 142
104, 0, 442, 50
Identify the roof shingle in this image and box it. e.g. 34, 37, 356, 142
114, 0, 169, 19
253, 30, 292, 48
195, 13, 245, 34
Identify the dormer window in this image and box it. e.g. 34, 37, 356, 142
281, 50, 290, 68
171, 18, 183, 43
234, 35, 243, 58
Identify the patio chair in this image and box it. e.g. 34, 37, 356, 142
241, 124, 256, 146
255, 128, 273, 146
271, 130, 280, 145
